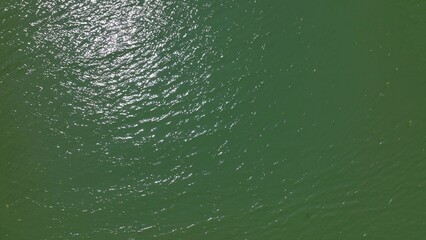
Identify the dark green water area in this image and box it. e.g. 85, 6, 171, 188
1, 0, 426, 239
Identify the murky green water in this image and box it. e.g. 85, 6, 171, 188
1, 0, 426, 239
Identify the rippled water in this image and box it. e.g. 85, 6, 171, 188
1, 0, 426, 239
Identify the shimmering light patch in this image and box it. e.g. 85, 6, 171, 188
31, 0, 226, 147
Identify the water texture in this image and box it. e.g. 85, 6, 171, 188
1, 0, 426, 239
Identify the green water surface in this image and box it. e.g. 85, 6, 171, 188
1, 0, 426, 239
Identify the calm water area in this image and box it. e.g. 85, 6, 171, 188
1, 0, 426, 239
